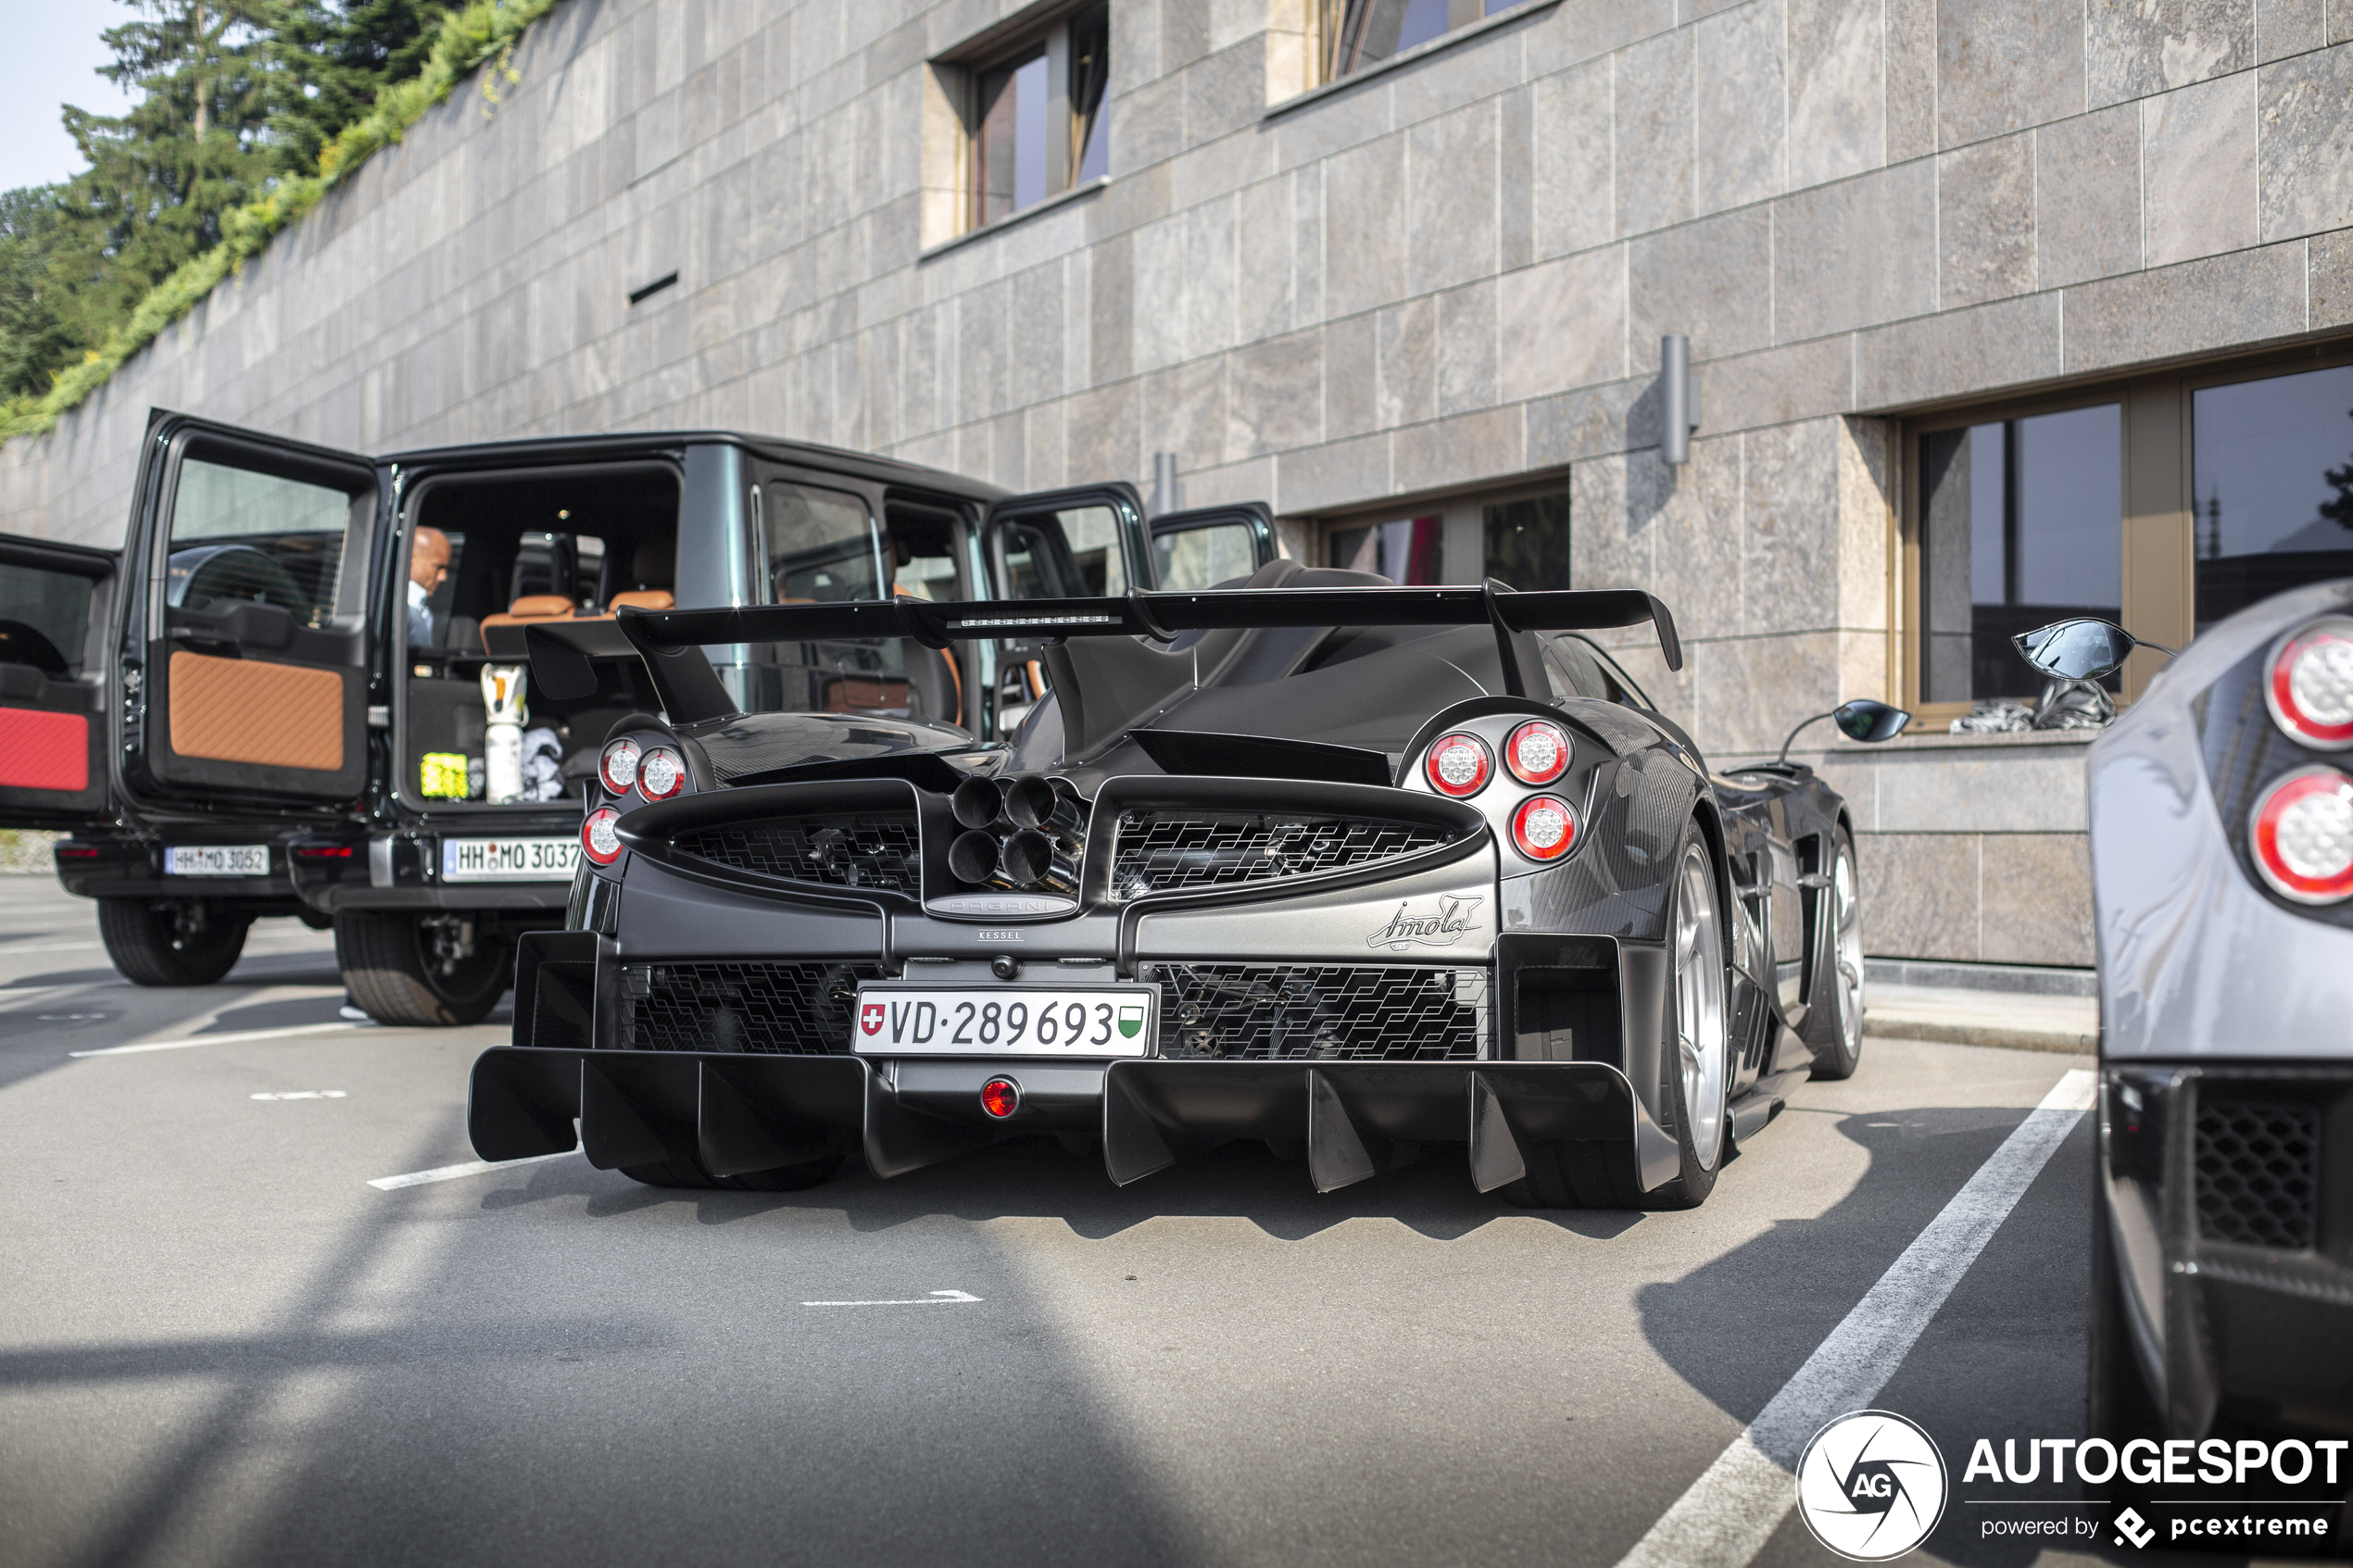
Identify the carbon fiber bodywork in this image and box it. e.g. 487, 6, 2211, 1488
2087, 578, 2353, 1439
471, 566, 1862, 1202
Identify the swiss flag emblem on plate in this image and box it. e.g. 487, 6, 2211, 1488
860, 1002, 886, 1036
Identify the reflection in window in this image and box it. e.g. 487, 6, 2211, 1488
971, 5, 1109, 230
763, 482, 881, 604
166, 458, 357, 622
1153, 523, 1259, 590
1330, 517, 1442, 583
1919, 406, 2122, 701
0, 565, 94, 677
1323, 0, 1532, 81
2192, 365, 2353, 633
1483, 492, 1569, 590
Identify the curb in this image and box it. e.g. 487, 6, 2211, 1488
1865, 1013, 2096, 1055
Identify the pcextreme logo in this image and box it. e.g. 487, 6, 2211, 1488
1795, 1411, 1950, 1562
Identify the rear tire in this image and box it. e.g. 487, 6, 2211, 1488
97, 899, 251, 985
334, 911, 510, 1027
621, 1151, 847, 1192
1801, 831, 1865, 1080
1506, 822, 1731, 1210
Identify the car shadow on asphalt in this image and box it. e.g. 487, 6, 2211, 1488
480, 1134, 1650, 1243
1636, 1103, 2099, 1568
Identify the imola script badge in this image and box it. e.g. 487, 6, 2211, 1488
1365, 896, 1483, 950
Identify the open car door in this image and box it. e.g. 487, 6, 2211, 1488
0, 533, 117, 830
125, 412, 379, 806
975, 483, 1152, 734
1147, 502, 1278, 590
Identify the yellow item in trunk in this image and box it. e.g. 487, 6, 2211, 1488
421, 752, 472, 798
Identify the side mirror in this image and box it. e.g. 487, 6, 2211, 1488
2013, 619, 2137, 683
1832, 698, 1911, 743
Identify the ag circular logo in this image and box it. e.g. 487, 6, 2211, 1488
1794, 1410, 1949, 1562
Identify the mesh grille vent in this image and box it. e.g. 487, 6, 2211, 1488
2194, 1098, 2322, 1250
1111, 812, 1453, 900
671, 814, 917, 893
1149, 963, 1486, 1060
623, 960, 883, 1055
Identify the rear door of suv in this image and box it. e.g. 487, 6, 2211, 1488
0, 533, 117, 830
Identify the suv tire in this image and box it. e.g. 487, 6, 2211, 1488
335, 911, 510, 1027
97, 899, 251, 985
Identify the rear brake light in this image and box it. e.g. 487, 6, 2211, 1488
582, 806, 623, 866
636, 746, 686, 800
599, 736, 642, 794
1425, 733, 1492, 797
2248, 767, 2353, 904
292, 844, 354, 860
2266, 617, 2353, 750
1504, 720, 1570, 785
1511, 795, 1577, 861
56, 846, 99, 860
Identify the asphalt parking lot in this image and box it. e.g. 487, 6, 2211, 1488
0, 877, 2257, 1568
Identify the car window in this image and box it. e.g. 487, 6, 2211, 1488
997, 506, 1128, 599
168, 458, 358, 625
765, 482, 881, 603
1546, 633, 1655, 709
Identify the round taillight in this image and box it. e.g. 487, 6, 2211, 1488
1425, 733, 1492, 797
2248, 766, 2353, 904
582, 806, 623, 866
1504, 720, 1570, 785
2267, 618, 2353, 750
598, 736, 642, 794
979, 1077, 1022, 1119
1511, 796, 1577, 861
636, 746, 686, 800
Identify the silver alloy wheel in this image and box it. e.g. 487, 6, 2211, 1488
1673, 840, 1731, 1172
1832, 847, 1865, 1058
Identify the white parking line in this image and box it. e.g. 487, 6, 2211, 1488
69, 1022, 368, 1057
252, 1090, 347, 1100
801, 1290, 984, 1307
369, 1150, 577, 1190
1613, 1068, 2097, 1568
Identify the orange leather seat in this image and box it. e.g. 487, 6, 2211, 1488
479, 594, 575, 651
608, 589, 674, 612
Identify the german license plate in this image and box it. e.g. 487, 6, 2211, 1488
440, 835, 579, 882
164, 844, 269, 877
850, 985, 1157, 1057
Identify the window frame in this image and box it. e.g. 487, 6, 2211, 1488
958, 2, 1109, 235
1896, 335, 2353, 725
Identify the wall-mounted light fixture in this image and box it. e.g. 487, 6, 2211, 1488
1150, 452, 1181, 518
1661, 334, 1700, 466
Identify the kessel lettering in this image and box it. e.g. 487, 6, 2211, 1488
1366, 896, 1484, 951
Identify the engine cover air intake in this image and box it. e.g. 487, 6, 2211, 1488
670, 813, 918, 893
1110, 811, 1456, 901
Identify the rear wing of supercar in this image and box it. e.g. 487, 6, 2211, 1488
521, 582, 1682, 740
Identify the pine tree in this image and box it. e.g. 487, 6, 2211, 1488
0, 188, 88, 400
52, 1, 283, 337
267, 1, 455, 177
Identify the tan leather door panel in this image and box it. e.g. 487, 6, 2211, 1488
168, 651, 346, 771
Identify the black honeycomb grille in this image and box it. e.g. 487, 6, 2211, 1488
1148, 963, 1486, 1060
1110, 812, 1453, 900
671, 813, 917, 893
623, 960, 883, 1055
2195, 1098, 2322, 1249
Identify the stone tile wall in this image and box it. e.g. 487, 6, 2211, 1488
2, 0, 2347, 965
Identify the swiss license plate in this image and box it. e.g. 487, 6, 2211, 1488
440, 835, 579, 882
164, 844, 269, 877
851, 985, 1157, 1058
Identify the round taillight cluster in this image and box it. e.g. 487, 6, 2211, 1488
636, 746, 686, 801
598, 736, 641, 794
1425, 733, 1492, 797
1504, 720, 1569, 785
582, 806, 623, 866
2248, 767, 2353, 905
1511, 796, 1577, 861
2266, 618, 2353, 750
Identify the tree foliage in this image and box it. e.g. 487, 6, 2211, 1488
0, 0, 546, 437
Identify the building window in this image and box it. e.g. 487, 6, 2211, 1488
1917, 405, 2123, 703
970, 5, 1109, 230
1320, 0, 1535, 81
2192, 362, 2353, 633
1316, 485, 1569, 587
1330, 517, 1444, 582
1482, 492, 1570, 591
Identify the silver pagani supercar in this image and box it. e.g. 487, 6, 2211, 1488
466, 557, 1904, 1209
